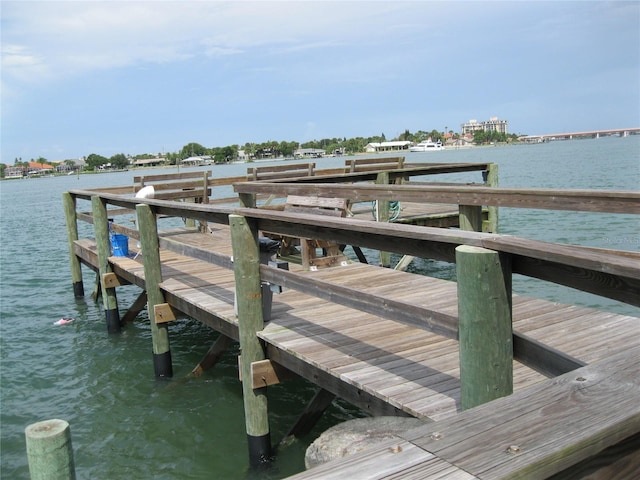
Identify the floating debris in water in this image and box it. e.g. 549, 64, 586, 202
54, 317, 75, 326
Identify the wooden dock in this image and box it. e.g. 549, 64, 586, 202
63, 162, 640, 478
75, 228, 637, 417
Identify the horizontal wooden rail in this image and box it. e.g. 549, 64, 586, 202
264, 163, 491, 184
233, 182, 640, 214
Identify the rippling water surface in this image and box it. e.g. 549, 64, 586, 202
1, 136, 638, 479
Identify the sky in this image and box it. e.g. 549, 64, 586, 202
1, 1, 639, 162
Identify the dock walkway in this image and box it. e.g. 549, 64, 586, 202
73, 226, 639, 422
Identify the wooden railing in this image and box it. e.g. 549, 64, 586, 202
68, 183, 640, 308
64, 180, 640, 475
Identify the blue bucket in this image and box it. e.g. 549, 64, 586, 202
111, 234, 129, 257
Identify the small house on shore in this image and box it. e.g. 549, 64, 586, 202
364, 141, 412, 153
294, 148, 326, 159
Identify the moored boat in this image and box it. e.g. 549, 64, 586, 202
410, 139, 444, 152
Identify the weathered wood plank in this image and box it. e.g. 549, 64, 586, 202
292, 349, 639, 479
404, 346, 640, 478
286, 439, 472, 480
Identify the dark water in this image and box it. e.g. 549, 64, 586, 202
1, 136, 638, 479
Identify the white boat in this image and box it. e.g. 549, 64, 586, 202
410, 140, 445, 152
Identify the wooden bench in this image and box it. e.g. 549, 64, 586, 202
246, 163, 317, 208
343, 157, 406, 218
344, 156, 404, 173
247, 163, 315, 182
133, 171, 215, 202
133, 171, 215, 231
267, 195, 350, 270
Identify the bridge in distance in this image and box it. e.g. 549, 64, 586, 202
521, 127, 639, 142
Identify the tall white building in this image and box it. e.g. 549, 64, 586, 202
461, 117, 508, 135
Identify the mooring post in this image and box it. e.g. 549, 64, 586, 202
456, 245, 513, 410
91, 196, 120, 333
25, 419, 76, 480
136, 203, 173, 378
62, 193, 84, 298
229, 214, 272, 467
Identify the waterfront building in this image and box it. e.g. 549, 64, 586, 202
294, 148, 326, 158
364, 141, 412, 153
132, 158, 165, 168
461, 117, 508, 135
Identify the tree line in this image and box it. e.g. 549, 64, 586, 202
5, 128, 522, 174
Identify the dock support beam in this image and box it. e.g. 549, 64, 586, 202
229, 214, 272, 467
456, 245, 513, 410
91, 196, 120, 333
62, 193, 84, 298
136, 204, 173, 378
190, 334, 234, 377
281, 388, 336, 445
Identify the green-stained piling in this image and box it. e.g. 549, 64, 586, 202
456, 245, 513, 410
25, 419, 76, 480
229, 214, 272, 467
91, 195, 120, 333
136, 203, 173, 378
62, 193, 84, 298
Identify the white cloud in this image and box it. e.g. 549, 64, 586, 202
1, 43, 49, 80
0, 1, 427, 82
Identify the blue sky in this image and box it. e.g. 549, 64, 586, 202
2, 1, 639, 162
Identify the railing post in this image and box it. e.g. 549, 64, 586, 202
459, 205, 483, 232
62, 193, 84, 298
25, 419, 76, 480
456, 245, 513, 410
375, 171, 391, 267
184, 195, 196, 229
91, 196, 120, 333
229, 214, 272, 467
136, 203, 173, 378
239, 192, 256, 208
484, 163, 499, 233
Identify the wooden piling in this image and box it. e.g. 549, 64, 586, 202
91, 196, 120, 333
62, 193, 84, 298
136, 203, 173, 378
25, 419, 76, 480
456, 245, 513, 410
229, 214, 272, 467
